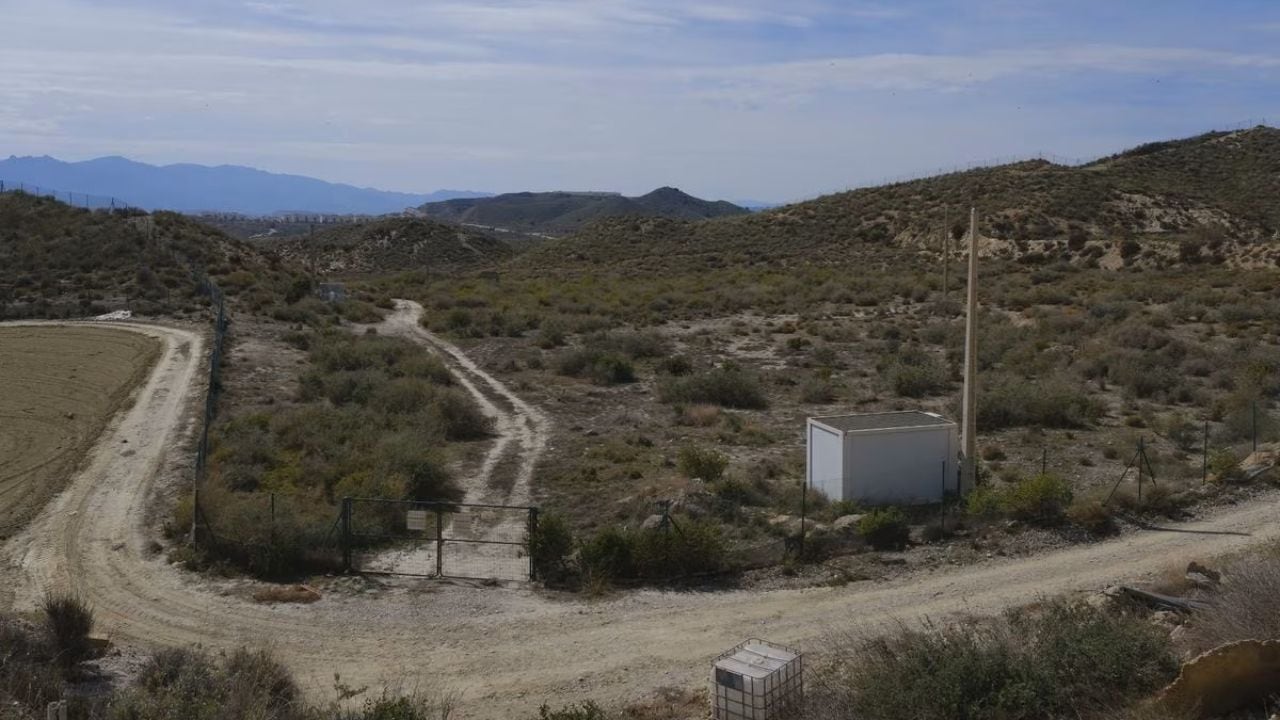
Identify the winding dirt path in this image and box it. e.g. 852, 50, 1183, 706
3, 319, 1280, 718
378, 300, 549, 506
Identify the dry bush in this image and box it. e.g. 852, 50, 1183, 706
1184, 548, 1280, 654
41, 592, 94, 671
678, 404, 721, 427
808, 600, 1177, 720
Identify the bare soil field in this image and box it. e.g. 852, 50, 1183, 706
0, 324, 160, 537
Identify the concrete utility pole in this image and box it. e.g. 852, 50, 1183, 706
960, 207, 980, 494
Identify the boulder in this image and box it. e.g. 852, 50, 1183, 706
1186, 561, 1222, 587
641, 514, 665, 531
1156, 639, 1280, 719
833, 514, 864, 533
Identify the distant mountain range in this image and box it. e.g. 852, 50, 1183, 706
418, 187, 749, 236
0, 155, 489, 215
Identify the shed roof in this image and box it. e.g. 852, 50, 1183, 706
811, 411, 953, 433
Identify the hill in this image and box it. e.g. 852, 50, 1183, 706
0, 191, 306, 320
260, 216, 514, 275
0, 155, 490, 215
525, 126, 1280, 271
418, 187, 748, 235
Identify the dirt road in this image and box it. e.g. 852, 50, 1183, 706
378, 300, 549, 506
3, 318, 1280, 718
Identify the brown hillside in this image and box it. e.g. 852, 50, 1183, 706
525, 126, 1280, 273
263, 216, 513, 275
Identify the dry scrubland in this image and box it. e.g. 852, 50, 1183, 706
0, 325, 159, 535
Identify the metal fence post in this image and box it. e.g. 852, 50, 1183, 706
341, 497, 353, 573
798, 481, 807, 558
435, 508, 445, 578
1203, 420, 1209, 484
528, 507, 539, 581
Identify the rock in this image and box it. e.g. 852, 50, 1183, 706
1187, 561, 1222, 585
641, 514, 665, 531
1156, 639, 1280, 719
1151, 610, 1182, 630
1186, 572, 1218, 590
833, 514, 864, 532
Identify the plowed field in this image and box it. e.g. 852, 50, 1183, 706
0, 325, 159, 536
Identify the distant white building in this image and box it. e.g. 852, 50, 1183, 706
806, 411, 958, 505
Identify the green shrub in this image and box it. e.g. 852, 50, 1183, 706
579, 521, 726, 581
537, 702, 608, 720
1208, 448, 1243, 483
811, 600, 1176, 720
554, 348, 636, 385
964, 484, 1004, 517
1066, 499, 1118, 535
529, 513, 575, 584
1001, 474, 1073, 525
800, 377, 837, 403
659, 367, 768, 409
578, 526, 635, 580
41, 593, 94, 670
677, 445, 729, 482
858, 508, 910, 550
886, 349, 949, 398
116, 646, 300, 720
979, 374, 1103, 429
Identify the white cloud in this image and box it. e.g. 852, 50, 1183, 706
1, 0, 1277, 199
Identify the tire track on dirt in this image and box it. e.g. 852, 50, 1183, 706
4, 320, 1280, 719
379, 299, 549, 506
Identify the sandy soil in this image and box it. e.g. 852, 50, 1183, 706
3, 318, 1280, 719
0, 324, 160, 537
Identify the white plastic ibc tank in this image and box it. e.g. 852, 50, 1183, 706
711, 639, 803, 720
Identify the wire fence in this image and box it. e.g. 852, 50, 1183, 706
0, 180, 139, 211
185, 256, 228, 546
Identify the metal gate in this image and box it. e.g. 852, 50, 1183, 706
340, 497, 538, 581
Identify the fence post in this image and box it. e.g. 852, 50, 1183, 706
270, 492, 276, 547
435, 507, 445, 578
528, 507, 539, 581
1203, 420, 1209, 484
1253, 401, 1258, 453
341, 497, 352, 573
798, 481, 807, 558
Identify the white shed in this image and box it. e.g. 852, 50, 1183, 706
807, 411, 958, 505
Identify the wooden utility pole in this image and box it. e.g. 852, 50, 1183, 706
960, 207, 980, 494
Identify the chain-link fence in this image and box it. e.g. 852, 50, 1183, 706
0, 180, 137, 211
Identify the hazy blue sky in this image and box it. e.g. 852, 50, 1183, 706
2, 0, 1278, 201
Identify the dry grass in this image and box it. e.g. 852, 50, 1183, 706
1184, 545, 1280, 654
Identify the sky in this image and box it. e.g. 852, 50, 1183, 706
1, 0, 1279, 202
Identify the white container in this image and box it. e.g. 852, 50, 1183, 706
712, 639, 803, 720
807, 411, 958, 504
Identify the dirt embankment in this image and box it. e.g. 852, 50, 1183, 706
3, 319, 1280, 719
